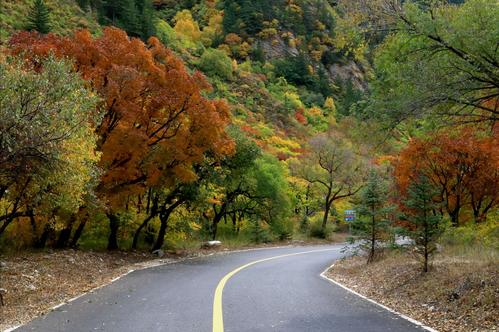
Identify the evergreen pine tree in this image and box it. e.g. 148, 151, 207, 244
403, 175, 443, 272
222, 1, 240, 34
351, 169, 392, 263
26, 0, 51, 34
135, 0, 155, 40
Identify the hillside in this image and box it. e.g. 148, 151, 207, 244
0, 0, 101, 41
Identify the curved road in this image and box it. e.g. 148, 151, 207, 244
18, 245, 426, 332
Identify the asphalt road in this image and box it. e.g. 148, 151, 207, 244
17, 245, 427, 332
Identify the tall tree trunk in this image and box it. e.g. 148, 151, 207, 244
0, 212, 23, 236
152, 200, 184, 251
449, 209, 460, 227
321, 185, 333, 235
211, 203, 226, 240
152, 213, 169, 252
35, 223, 54, 248
55, 214, 77, 249
212, 211, 224, 240
69, 217, 87, 248
368, 211, 376, 264
321, 197, 331, 235
133, 213, 156, 250
107, 213, 120, 250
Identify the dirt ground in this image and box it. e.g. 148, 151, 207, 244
327, 250, 498, 332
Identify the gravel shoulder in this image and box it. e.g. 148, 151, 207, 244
326, 250, 498, 332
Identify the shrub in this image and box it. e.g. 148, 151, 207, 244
198, 48, 234, 80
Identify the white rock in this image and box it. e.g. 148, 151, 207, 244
203, 240, 222, 248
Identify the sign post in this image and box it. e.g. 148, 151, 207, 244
344, 209, 356, 234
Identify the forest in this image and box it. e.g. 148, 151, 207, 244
0, 0, 496, 257
0, 0, 497, 330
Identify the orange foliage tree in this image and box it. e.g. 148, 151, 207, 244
9, 28, 234, 249
393, 128, 498, 226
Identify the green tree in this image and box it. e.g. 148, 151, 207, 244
371, 0, 499, 125
200, 129, 291, 240
0, 56, 100, 240
402, 175, 443, 273
291, 129, 364, 237
198, 48, 234, 80
26, 0, 51, 34
351, 169, 392, 264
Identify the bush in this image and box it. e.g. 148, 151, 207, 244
270, 218, 294, 241
198, 48, 234, 80
250, 221, 272, 243
440, 220, 499, 250
308, 215, 336, 239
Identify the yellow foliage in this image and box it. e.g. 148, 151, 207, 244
324, 97, 337, 114
306, 106, 323, 118
174, 10, 201, 44
218, 44, 232, 56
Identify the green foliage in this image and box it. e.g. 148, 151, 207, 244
274, 55, 333, 100
350, 169, 393, 263
97, 0, 155, 40
370, 0, 499, 125
155, 19, 183, 51
0, 56, 100, 238
1, 0, 101, 42
440, 220, 499, 251
26, 0, 51, 34
402, 175, 444, 272
249, 220, 272, 243
198, 48, 234, 80
222, 0, 277, 36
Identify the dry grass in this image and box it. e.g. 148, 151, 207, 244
327, 247, 498, 332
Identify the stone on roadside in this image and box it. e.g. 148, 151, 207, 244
152, 249, 164, 258
202, 240, 222, 248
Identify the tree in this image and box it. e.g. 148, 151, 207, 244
26, 0, 51, 34
9, 28, 233, 249
0, 56, 100, 239
371, 0, 499, 125
394, 127, 498, 226
291, 129, 363, 237
351, 169, 392, 264
402, 175, 443, 273
198, 128, 291, 241
198, 48, 233, 80
202, 130, 261, 240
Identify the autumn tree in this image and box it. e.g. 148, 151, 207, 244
0, 56, 99, 241
402, 175, 443, 273
9, 27, 233, 249
394, 127, 498, 226
291, 129, 364, 237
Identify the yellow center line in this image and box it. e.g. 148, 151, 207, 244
212, 248, 338, 332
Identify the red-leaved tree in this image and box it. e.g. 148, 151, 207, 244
9, 28, 234, 249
